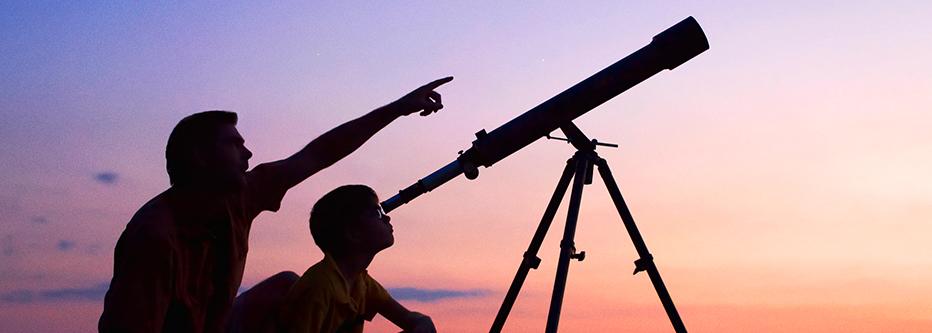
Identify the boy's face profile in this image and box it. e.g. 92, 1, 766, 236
347, 195, 394, 253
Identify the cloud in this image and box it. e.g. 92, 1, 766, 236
1, 283, 109, 303
57, 240, 75, 251
41, 283, 110, 301
387, 287, 488, 302
1, 290, 33, 303
30, 216, 49, 224
93, 172, 119, 185
84, 243, 103, 256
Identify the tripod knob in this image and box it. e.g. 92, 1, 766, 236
570, 251, 586, 261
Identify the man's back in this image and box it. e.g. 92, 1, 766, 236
99, 186, 265, 333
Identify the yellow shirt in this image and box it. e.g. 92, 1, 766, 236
279, 256, 392, 333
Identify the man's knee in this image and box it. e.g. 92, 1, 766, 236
261, 271, 300, 292
241, 271, 298, 300
229, 271, 299, 333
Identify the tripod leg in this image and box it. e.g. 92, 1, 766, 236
545, 153, 591, 333
490, 159, 577, 333
595, 159, 688, 333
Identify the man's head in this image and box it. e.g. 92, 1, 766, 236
309, 185, 394, 256
166, 111, 253, 190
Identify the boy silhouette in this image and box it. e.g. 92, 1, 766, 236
279, 185, 435, 333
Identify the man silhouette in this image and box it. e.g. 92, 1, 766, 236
98, 77, 453, 333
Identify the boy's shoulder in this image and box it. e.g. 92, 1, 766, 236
290, 259, 340, 296
286, 257, 388, 303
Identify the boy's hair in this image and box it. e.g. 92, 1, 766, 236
309, 185, 377, 252
165, 110, 238, 185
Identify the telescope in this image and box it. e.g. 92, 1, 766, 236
382, 16, 709, 212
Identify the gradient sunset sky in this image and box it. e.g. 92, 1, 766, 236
3, 1, 932, 332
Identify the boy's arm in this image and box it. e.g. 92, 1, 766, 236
379, 297, 436, 333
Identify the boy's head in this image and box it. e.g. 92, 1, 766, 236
309, 185, 394, 255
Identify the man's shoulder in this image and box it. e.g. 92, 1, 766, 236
244, 161, 287, 187
121, 193, 176, 246
241, 161, 290, 215
247, 160, 283, 174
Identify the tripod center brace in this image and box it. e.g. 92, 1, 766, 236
490, 123, 687, 333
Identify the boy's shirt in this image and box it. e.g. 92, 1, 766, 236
279, 255, 392, 333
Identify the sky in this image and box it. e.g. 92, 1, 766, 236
2, 1, 932, 332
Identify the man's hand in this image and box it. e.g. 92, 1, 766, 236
398, 312, 436, 333
392, 76, 454, 117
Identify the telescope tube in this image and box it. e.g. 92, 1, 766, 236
382, 16, 709, 212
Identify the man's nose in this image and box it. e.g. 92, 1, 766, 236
243, 147, 253, 160
383, 215, 391, 224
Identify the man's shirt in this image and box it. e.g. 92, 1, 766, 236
279, 255, 392, 333
99, 164, 288, 333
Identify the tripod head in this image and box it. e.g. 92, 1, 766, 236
546, 122, 619, 152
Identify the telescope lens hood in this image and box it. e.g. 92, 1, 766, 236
652, 16, 710, 70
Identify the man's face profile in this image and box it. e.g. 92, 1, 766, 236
199, 124, 252, 190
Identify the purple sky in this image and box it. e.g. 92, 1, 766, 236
3, 1, 932, 332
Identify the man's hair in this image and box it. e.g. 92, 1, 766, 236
309, 185, 377, 252
165, 110, 238, 185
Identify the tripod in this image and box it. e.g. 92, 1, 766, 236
489, 123, 687, 333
